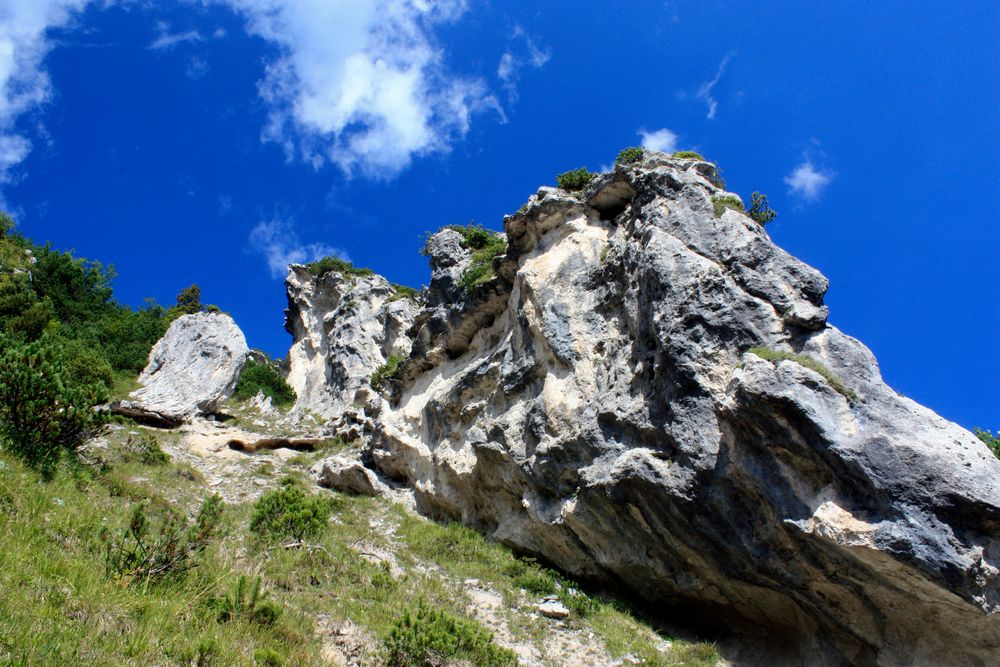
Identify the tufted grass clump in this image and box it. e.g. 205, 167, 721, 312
371, 354, 404, 389
712, 195, 744, 218
233, 357, 296, 407
383, 600, 517, 667
615, 146, 645, 166
307, 255, 374, 279
672, 150, 706, 160
250, 478, 330, 543
556, 167, 595, 192
748, 347, 857, 402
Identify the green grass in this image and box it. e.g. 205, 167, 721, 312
0, 423, 723, 667
712, 195, 744, 218
672, 150, 706, 160
748, 347, 857, 402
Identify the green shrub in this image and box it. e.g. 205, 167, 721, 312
173, 284, 202, 316
250, 478, 330, 542
254, 648, 285, 667
748, 347, 856, 402
390, 283, 420, 301
307, 256, 374, 279
233, 358, 296, 407
383, 601, 517, 667
120, 432, 170, 465
975, 429, 1000, 459
214, 575, 282, 627
0, 334, 108, 475
748, 192, 777, 225
712, 195, 744, 218
556, 167, 595, 192
104, 494, 224, 585
615, 147, 644, 166
371, 354, 404, 389
672, 150, 705, 160
447, 225, 508, 294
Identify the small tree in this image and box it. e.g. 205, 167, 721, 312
748, 192, 777, 225
250, 478, 330, 542
174, 284, 202, 315
0, 212, 13, 237
0, 334, 108, 475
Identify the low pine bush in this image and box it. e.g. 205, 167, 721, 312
0, 333, 108, 476
213, 575, 282, 627
672, 150, 705, 160
975, 429, 1000, 459
615, 147, 644, 166
233, 358, 296, 407
556, 167, 595, 192
748, 192, 777, 225
104, 494, 224, 585
307, 256, 374, 279
383, 600, 517, 667
250, 478, 330, 542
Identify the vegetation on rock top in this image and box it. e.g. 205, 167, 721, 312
233, 357, 296, 407
748, 347, 857, 402
556, 167, 595, 192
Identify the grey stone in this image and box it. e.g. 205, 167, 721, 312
311, 456, 385, 496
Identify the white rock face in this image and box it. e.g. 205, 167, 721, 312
311, 456, 386, 496
286, 152, 1000, 664
284, 265, 419, 419
127, 312, 248, 420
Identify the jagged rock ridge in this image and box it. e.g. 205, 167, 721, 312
282, 152, 999, 665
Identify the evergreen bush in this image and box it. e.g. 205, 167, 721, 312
0, 333, 108, 475
556, 167, 595, 192
748, 192, 777, 225
233, 358, 296, 407
250, 478, 330, 542
615, 147, 644, 166
383, 600, 517, 667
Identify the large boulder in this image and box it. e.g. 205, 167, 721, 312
356, 152, 1000, 665
283, 265, 419, 419
123, 312, 248, 422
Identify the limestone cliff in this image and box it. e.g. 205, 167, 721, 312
284, 151, 1000, 665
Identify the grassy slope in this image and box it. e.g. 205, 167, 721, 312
0, 425, 721, 667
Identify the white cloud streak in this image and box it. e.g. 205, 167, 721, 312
784, 158, 834, 201
249, 218, 348, 279
148, 29, 204, 51
639, 127, 678, 153
497, 24, 550, 103
0, 0, 90, 183
697, 53, 731, 120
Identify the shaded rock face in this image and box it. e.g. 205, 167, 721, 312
284, 265, 419, 419
126, 312, 248, 420
347, 153, 1000, 665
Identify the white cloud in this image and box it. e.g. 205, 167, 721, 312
0, 0, 91, 183
697, 53, 731, 120
249, 218, 348, 279
148, 29, 204, 51
496, 24, 550, 103
784, 159, 834, 201
639, 128, 678, 153
217, 0, 497, 178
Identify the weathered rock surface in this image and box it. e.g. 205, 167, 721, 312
284, 265, 419, 419
332, 152, 1000, 665
121, 312, 248, 422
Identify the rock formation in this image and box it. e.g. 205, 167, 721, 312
283, 265, 419, 420
274, 151, 999, 664
121, 312, 248, 423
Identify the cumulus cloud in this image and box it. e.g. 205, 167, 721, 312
218, 0, 498, 178
697, 53, 732, 120
0, 0, 90, 183
784, 159, 834, 201
497, 24, 550, 102
639, 128, 678, 153
249, 218, 348, 279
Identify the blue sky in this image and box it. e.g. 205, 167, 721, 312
0, 1, 997, 430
